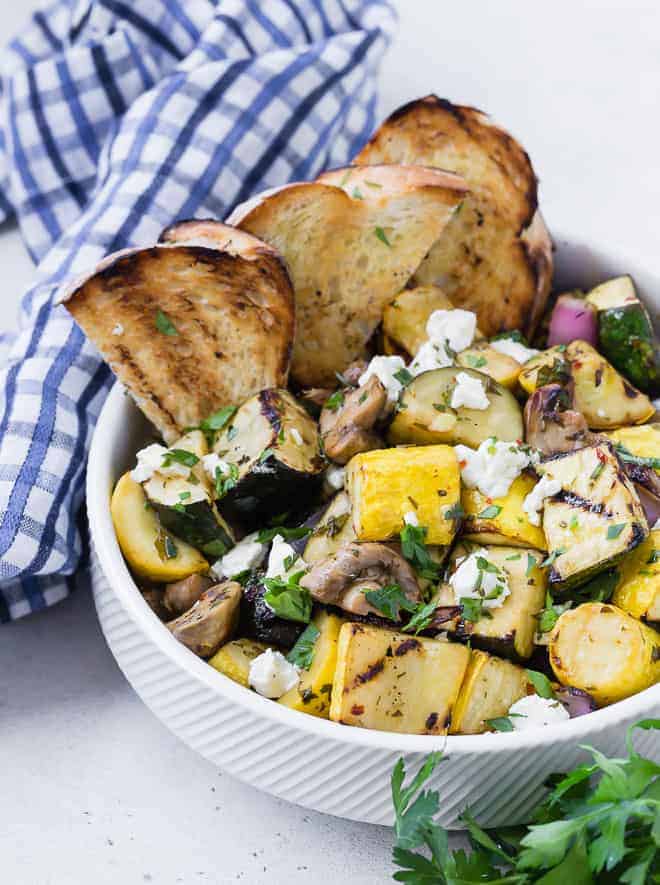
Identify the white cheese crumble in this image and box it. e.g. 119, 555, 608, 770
130, 443, 191, 483
450, 372, 490, 410
508, 694, 570, 730
111, 323, 124, 336
358, 355, 406, 404
325, 465, 345, 491
455, 438, 533, 500
249, 648, 300, 699
490, 337, 539, 364
523, 475, 563, 526
449, 549, 511, 609
213, 532, 266, 579
265, 534, 306, 579
426, 309, 477, 353
202, 452, 231, 482
409, 340, 453, 376
403, 510, 419, 526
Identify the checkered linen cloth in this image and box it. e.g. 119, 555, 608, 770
0, 0, 396, 620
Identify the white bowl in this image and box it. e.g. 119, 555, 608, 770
87, 231, 660, 829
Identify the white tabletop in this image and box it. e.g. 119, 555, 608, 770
2, 2, 660, 883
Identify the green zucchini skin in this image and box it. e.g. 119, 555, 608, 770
155, 501, 234, 559
598, 305, 659, 394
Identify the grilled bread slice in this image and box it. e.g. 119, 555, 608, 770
228, 164, 467, 387
61, 221, 294, 443
353, 95, 552, 338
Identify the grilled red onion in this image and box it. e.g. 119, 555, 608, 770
547, 293, 598, 347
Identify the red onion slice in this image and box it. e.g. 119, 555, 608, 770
547, 293, 598, 347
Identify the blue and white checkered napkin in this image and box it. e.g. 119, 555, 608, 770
0, 0, 396, 621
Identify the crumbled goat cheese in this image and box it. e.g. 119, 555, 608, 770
508, 693, 570, 730
523, 475, 563, 526
409, 340, 453, 376
290, 428, 303, 446
449, 549, 511, 609
358, 355, 407, 404
213, 532, 266, 579
490, 337, 539, 364
403, 510, 419, 526
325, 465, 345, 491
450, 372, 490, 410
202, 452, 231, 482
455, 438, 533, 499
266, 534, 306, 579
130, 443, 191, 483
111, 323, 124, 336
249, 648, 300, 699
426, 309, 477, 353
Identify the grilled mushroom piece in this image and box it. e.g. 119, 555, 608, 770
524, 383, 592, 456
163, 574, 214, 617
300, 542, 421, 617
168, 581, 241, 658
320, 376, 388, 464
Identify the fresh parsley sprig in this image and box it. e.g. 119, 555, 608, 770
262, 571, 312, 624
400, 524, 441, 581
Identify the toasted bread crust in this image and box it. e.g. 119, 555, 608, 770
64, 225, 294, 443
354, 95, 553, 337
230, 165, 467, 386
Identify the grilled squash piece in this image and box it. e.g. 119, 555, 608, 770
612, 529, 660, 623
606, 424, 660, 473
457, 344, 521, 390
387, 367, 523, 448
279, 611, 343, 718
353, 95, 552, 338
230, 165, 467, 386
549, 602, 660, 705
538, 443, 648, 590
461, 474, 547, 551
518, 346, 569, 395
437, 545, 547, 660
329, 623, 470, 734
111, 473, 208, 582
213, 389, 323, 525
346, 445, 461, 546
208, 638, 269, 687
303, 492, 356, 564
382, 285, 457, 356
450, 650, 528, 735
62, 222, 294, 444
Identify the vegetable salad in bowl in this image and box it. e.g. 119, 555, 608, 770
63, 96, 660, 739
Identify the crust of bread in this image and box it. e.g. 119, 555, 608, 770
229, 164, 467, 386
63, 222, 294, 443
353, 95, 553, 337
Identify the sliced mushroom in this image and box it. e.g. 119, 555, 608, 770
341, 359, 369, 387
163, 574, 214, 617
300, 542, 421, 617
168, 581, 241, 658
320, 376, 387, 464
524, 383, 592, 455
140, 587, 168, 620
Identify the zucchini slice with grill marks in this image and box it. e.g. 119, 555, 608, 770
450, 650, 529, 734
586, 275, 659, 394
142, 430, 235, 559
303, 492, 355, 564
387, 366, 523, 448
213, 388, 323, 525
382, 285, 457, 357
457, 344, 521, 390
461, 473, 547, 551
538, 442, 648, 591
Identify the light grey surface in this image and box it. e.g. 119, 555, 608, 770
2, 2, 660, 883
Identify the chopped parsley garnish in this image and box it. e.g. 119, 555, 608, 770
460, 596, 486, 623
258, 448, 275, 463
540, 547, 567, 568
607, 522, 627, 540
351, 186, 364, 200
161, 448, 199, 468
256, 525, 311, 544
491, 329, 529, 345
569, 514, 580, 532
155, 531, 178, 561
214, 463, 239, 498
198, 405, 237, 444
262, 572, 312, 623
536, 590, 572, 634
465, 354, 488, 368
613, 442, 660, 470
505, 553, 522, 561
324, 389, 345, 411
485, 714, 525, 732
364, 180, 382, 189
401, 599, 440, 635
525, 668, 555, 699
443, 502, 465, 521
535, 357, 570, 388
400, 524, 440, 581
393, 367, 414, 387
478, 504, 502, 519
526, 552, 538, 576
590, 461, 605, 481
155, 309, 178, 336
374, 226, 391, 247
364, 584, 417, 621
286, 623, 320, 669
647, 549, 660, 564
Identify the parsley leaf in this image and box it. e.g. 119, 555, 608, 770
214, 463, 239, 498
400, 523, 440, 581
401, 599, 440, 635
324, 390, 345, 411
525, 668, 555, 699
262, 571, 312, 623
466, 354, 488, 368
256, 525, 311, 544
161, 448, 199, 468
394, 367, 414, 387
198, 406, 237, 444
613, 442, 660, 471
374, 226, 392, 247
155, 309, 178, 336
478, 504, 502, 519
444, 503, 465, 521
286, 622, 320, 669
606, 522, 627, 540
364, 584, 417, 621
460, 596, 486, 623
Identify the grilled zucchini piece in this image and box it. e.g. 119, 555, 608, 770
518, 346, 569, 395
606, 424, 660, 474
457, 344, 521, 390
549, 602, 660, 705
346, 445, 461, 546
382, 285, 457, 357
538, 443, 648, 590
329, 623, 470, 734
303, 492, 356, 564
461, 474, 547, 551
111, 473, 208, 582
437, 545, 547, 660
450, 650, 528, 735
279, 611, 343, 718
143, 430, 235, 559
208, 638, 269, 687
586, 275, 659, 393
213, 389, 323, 525
612, 528, 660, 623
387, 367, 523, 448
